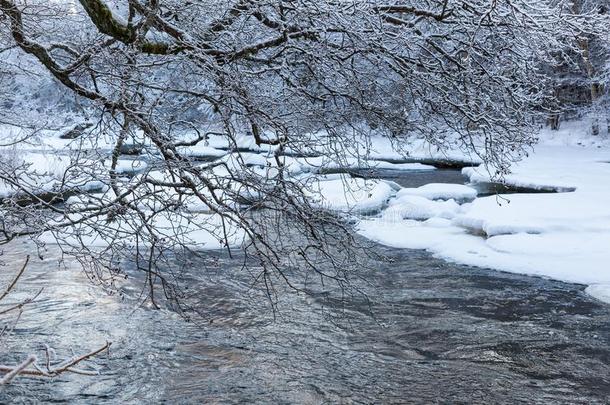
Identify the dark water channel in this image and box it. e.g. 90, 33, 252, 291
1, 169, 609, 404
351, 168, 469, 189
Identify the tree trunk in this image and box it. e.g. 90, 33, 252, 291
576, 37, 601, 135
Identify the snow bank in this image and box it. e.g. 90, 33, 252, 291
383, 195, 460, 221
306, 174, 395, 215
114, 159, 148, 175
303, 130, 483, 165
358, 139, 610, 304
7, 120, 610, 304
176, 144, 227, 159
0, 151, 150, 199
360, 218, 610, 291
0, 151, 103, 198
297, 155, 435, 173
585, 284, 610, 303
452, 192, 610, 236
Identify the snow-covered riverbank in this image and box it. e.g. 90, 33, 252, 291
359, 123, 610, 304
3, 121, 610, 303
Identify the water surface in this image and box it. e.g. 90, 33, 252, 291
1, 169, 609, 404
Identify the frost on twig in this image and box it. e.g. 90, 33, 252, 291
0, 342, 111, 383
0, 256, 111, 385
0, 355, 36, 385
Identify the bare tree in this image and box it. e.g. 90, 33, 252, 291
0, 0, 606, 309
540, 0, 610, 133
566, 0, 610, 134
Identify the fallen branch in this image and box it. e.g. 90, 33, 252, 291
0, 355, 36, 385
0, 341, 111, 383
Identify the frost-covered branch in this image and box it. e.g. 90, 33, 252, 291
0, 0, 608, 312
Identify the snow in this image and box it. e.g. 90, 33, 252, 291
384, 195, 460, 221
296, 155, 435, 173
293, 129, 482, 166
0, 151, 102, 198
218, 152, 270, 169
586, 284, 610, 303
0, 150, 147, 198
365, 136, 481, 165
358, 127, 610, 304
306, 174, 395, 215
204, 133, 265, 152
176, 144, 227, 159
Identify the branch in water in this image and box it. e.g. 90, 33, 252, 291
0, 341, 111, 383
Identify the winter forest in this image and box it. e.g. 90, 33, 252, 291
1, 0, 610, 402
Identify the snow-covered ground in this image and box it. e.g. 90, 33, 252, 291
359, 122, 610, 304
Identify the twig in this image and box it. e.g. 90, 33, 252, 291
0, 341, 111, 382
0, 355, 36, 385
0, 256, 29, 302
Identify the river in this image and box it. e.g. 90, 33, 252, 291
1, 169, 609, 403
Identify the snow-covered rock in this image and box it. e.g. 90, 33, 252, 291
307, 175, 394, 214
396, 183, 477, 201
383, 195, 460, 221
176, 144, 227, 160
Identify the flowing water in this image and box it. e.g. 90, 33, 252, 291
1, 169, 609, 404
